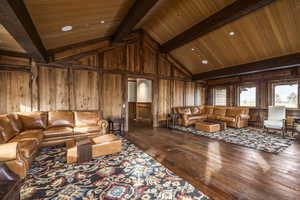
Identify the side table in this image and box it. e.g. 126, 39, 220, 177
108, 118, 125, 136
167, 114, 180, 129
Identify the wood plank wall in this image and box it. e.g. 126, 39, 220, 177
0, 32, 205, 130
205, 68, 300, 126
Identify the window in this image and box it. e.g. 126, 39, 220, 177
239, 86, 256, 107
273, 82, 298, 108
213, 88, 227, 106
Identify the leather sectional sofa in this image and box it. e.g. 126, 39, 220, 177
0, 111, 108, 178
173, 106, 249, 128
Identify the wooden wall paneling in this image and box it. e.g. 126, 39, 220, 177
68, 66, 75, 111
103, 47, 125, 70
102, 73, 123, 119
73, 54, 98, 67
158, 79, 171, 123
158, 55, 171, 77
39, 66, 69, 111
126, 42, 140, 73
143, 43, 157, 74
152, 78, 159, 127
173, 80, 185, 107
0, 71, 31, 114
73, 69, 99, 110
185, 81, 195, 106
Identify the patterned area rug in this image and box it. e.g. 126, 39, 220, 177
21, 139, 211, 200
173, 126, 294, 153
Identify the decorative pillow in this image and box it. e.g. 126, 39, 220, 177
18, 112, 46, 130
191, 107, 201, 114
48, 111, 74, 129
213, 108, 226, 116
177, 108, 191, 115
0, 115, 18, 142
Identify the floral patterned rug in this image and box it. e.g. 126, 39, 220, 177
173, 126, 294, 153
21, 139, 211, 200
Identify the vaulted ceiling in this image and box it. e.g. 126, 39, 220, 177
1, 0, 300, 76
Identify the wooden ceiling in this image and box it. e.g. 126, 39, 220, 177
23, 0, 135, 50
1, 0, 300, 76
0, 24, 25, 53
137, 0, 235, 44
142, 0, 300, 74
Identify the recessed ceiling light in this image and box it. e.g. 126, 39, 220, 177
191, 48, 195, 51
62, 26, 73, 32
100, 20, 105, 24
202, 60, 208, 64
229, 31, 235, 36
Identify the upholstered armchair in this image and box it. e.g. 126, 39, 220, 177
264, 106, 286, 137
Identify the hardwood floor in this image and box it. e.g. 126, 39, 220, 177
126, 126, 300, 200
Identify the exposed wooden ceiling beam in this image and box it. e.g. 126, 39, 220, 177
192, 53, 300, 80
112, 0, 159, 43
0, 0, 48, 62
0, 50, 29, 58
160, 0, 275, 52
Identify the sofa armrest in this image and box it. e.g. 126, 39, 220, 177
0, 142, 19, 162
97, 120, 109, 134
239, 114, 250, 120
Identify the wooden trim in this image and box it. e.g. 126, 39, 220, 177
0, 0, 48, 62
47, 36, 111, 55
160, 0, 275, 52
0, 50, 29, 58
193, 53, 300, 80
0, 64, 31, 72
113, 0, 159, 43
167, 54, 193, 77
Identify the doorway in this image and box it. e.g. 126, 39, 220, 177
128, 77, 153, 129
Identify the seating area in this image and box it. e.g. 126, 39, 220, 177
0, 111, 108, 178
0, 0, 300, 199
173, 106, 250, 128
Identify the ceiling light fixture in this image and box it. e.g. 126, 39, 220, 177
62, 26, 73, 32
229, 31, 235, 36
202, 60, 208, 64
100, 20, 105, 24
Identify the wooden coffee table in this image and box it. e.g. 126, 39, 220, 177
66, 134, 122, 163
195, 120, 227, 133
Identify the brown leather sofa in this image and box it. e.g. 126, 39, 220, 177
173, 106, 249, 128
0, 111, 108, 179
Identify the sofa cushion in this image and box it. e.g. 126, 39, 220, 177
43, 127, 73, 138
226, 109, 242, 117
0, 115, 19, 142
189, 115, 207, 121
18, 112, 47, 130
10, 129, 44, 144
18, 140, 38, 159
48, 111, 74, 129
74, 112, 99, 127
74, 125, 102, 135
213, 108, 227, 116
219, 116, 236, 122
